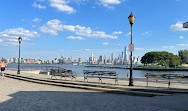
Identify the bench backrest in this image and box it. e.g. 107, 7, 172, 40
83, 70, 117, 76
50, 68, 73, 74
145, 73, 188, 79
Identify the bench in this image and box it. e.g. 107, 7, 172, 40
50, 68, 76, 80
83, 70, 118, 84
145, 73, 188, 88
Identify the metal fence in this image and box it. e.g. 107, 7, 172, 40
145, 73, 188, 88
6, 66, 60, 71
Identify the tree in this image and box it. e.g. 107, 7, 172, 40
178, 50, 188, 64
141, 51, 181, 67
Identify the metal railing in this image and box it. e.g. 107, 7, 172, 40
6, 66, 60, 71
145, 73, 188, 88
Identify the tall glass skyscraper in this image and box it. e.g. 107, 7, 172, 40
124, 46, 127, 61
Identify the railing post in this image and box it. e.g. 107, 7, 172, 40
147, 73, 148, 87
168, 74, 171, 88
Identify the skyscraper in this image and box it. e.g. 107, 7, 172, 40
111, 53, 114, 62
104, 55, 106, 64
91, 53, 93, 62
122, 52, 124, 60
124, 46, 128, 62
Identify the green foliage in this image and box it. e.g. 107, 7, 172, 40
139, 65, 164, 68
178, 50, 188, 64
176, 66, 188, 68
141, 51, 181, 68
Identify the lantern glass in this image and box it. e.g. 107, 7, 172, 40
18, 37, 22, 43
128, 12, 135, 24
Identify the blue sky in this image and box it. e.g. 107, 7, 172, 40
0, 0, 187, 60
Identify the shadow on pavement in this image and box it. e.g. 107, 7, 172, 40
0, 91, 188, 111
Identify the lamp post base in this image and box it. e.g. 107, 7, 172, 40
129, 83, 134, 86
129, 77, 134, 86
17, 71, 20, 74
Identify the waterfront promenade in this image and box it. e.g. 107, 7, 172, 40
5, 70, 188, 89
0, 70, 188, 111
0, 75, 188, 111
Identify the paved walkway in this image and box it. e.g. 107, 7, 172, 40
0, 77, 188, 111
5, 70, 188, 89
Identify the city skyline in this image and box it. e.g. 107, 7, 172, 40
1, 46, 140, 62
0, 0, 187, 60
3, 47, 141, 66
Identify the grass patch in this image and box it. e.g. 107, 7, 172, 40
176, 66, 188, 68
138, 65, 164, 68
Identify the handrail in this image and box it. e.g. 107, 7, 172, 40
145, 73, 188, 88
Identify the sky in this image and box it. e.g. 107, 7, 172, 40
0, 0, 187, 60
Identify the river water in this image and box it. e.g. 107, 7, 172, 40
7, 64, 188, 77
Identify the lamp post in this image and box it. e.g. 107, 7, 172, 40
17, 37, 22, 74
128, 12, 135, 86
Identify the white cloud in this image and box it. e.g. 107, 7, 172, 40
5, 39, 18, 42
0, 28, 39, 38
84, 49, 91, 51
40, 19, 118, 39
0, 39, 3, 42
99, 0, 121, 6
49, 0, 76, 14
162, 46, 175, 49
33, 0, 88, 14
141, 31, 149, 36
32, 2, 46, 9
66, 36, 84, 40
176, 44, 188, 47
0, 28, 40, 46
0, 42, 19, 46
113, 31, 122, 35
170, 21, 188, 31
103, 42, 109, 45
63, 25, 76, 32
179, 35, 184, 39
40, 19, 63, 35
135, 48, 145, 50
126, 32, 131, 36
98, 0, 124, 8
100, 0, 121, 4
32, 18, 42, 22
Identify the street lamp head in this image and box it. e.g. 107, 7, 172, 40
18, 37, 22, 43
128, 12, 135, 25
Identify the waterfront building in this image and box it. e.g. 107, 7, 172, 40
25, 59, 35, 64
6, 59, 9, 63
104, 55, 107, 65
93, 57, 97, 63
91, 53, 93, 62
63, 58, 72, 64
15, 58, 18, 63
52, 58, 59, 64
89, 57, 92, 63
10, 57, 14, 63
109, 55, 112, 63
48, 59, 52, 64
111, 53, 114, 63
122, 52, 124, 60
124, 47, 128, 62
78, 57, 82, 63
98, 55, 104, 64
36, 59, 42, 64
21, 58, 24, 63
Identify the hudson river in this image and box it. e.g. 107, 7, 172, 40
7, 64, 188, 77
